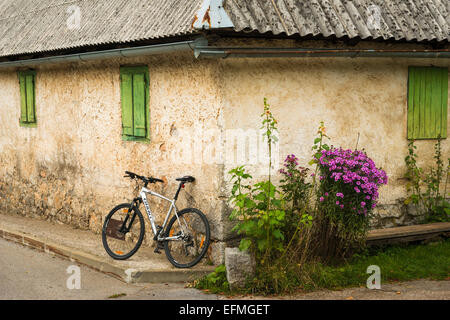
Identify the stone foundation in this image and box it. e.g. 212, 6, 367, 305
370, 201, 428, 229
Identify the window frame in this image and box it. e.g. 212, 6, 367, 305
119, 66, 150, 142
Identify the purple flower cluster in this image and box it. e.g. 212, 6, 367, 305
279, 154, 307, 178
318, 147, 388, 214
285, 154, 299, 166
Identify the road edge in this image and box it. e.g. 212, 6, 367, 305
0, 227, 214, 284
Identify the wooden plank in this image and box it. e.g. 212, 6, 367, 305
132, 72, 147, 138
367, 222, 450, 245
368, 222, 450, 239
367, 232, 449, 246
18, 74, 28, 122
120, 72, 134, 136
430, 67, 440, 138
424, 67, 432, 138
418, 67, 426, 138
412, 67, 421, 139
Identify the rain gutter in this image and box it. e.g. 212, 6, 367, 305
0, 37, 208, 68
194, 47, 450, 59
1, 41, 447, 69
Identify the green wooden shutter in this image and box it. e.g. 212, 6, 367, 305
408, 67, 448, 139
120, 66, 149, 141
19, 74, 28, 122
132, 73, 147, 137
18, 70, 36, 125
120, 72, 134, 136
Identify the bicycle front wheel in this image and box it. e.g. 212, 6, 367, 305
102, 203, 145, 260
164, 208, 210, 268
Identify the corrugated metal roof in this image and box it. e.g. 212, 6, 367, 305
0, 0, 202, 57
0, 0, 448, 58
223, 0, 450, 42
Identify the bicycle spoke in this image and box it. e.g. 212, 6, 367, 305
164, 209, 210, 267
102, 205, 144, 259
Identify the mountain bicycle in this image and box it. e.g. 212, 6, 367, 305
101, 171, 210, 268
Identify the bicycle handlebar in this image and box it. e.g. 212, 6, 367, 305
124, 171, 164, 184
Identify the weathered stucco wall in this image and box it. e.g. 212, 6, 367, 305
0, 52, 229, 263
219, 54, 449, 228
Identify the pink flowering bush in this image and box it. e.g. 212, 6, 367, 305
315, 146, 388, 260
318, 148, 388, 215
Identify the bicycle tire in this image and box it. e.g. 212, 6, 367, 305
102, 203, 145, 260
163, 208, 211, 268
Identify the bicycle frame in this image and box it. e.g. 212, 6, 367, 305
138, 187, 186, 242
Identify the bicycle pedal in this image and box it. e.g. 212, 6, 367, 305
154, 241, 164, 254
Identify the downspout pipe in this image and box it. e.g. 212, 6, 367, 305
0, 37, 208, 68
194, 47, 450, 59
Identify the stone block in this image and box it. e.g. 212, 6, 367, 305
406, 203, 426, 217
225, 247, 255, 289
373, 204, 403, 218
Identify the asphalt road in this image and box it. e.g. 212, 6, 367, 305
1, 238, 448, 300
0, 238, 217, 300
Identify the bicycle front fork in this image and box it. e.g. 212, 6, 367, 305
119, 198, 141, 233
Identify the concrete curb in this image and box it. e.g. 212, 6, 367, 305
0, 227, 215, 284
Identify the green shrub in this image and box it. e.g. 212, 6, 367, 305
405, 138, 450, 223
225, 100, 394, 295
194, 265, 230, 294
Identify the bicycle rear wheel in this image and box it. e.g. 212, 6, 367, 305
164, 208, 210, 268
102, 203, 145, 260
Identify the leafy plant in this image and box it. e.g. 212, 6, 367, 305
310, 121, 330, 168
279, 154, 310, 211
194, 264, 230, 294
423, 138, 449, 222
404, 138, 450, 223
228, 99, 315, 294
261, 97, 278, 193
404, 140, 423, 206
228, 99, 287, 259
279, 154, 312, 239
229, 169, 286, 255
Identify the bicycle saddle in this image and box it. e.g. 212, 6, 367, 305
176, 176, 195, 183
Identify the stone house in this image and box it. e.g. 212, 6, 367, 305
0, 0, 448, 264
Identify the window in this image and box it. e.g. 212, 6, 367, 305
407, 66, 448, 140
18, 70, 37, 127
120, 66, 150, 141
